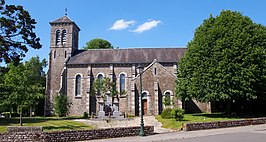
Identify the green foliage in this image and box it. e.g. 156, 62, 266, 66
2, 56, 46, 125
0, 0, 42, 64
163, 95, 171, 106
177, 10, 266, 105
161, 108, 185, 121
171, 108, 185, 121
161, 108, 173, 119
82, 112, 89, 118
83, 38, 113, 50
90, 77, 117, 97
54, 94, 69, 117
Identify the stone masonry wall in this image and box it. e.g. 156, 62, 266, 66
183, 117, 266, 131
0, 126, 154, 142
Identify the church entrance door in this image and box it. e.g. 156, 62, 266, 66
143, 99, 147, 115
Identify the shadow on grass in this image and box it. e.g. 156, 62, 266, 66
44, 125, 91, 132
0, 116, 83, 126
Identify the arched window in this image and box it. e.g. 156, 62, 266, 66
75, 75, 81, 96
97, 74, 104, 81
142, 92, 147, 99
164, 92, 171, 106
55, 30, 60, 45
62, 29, 66, 45
120, 74, 126, 95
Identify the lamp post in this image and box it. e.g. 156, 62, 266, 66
138, 64, 145, 136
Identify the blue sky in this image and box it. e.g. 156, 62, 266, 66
7, 0, 266, 63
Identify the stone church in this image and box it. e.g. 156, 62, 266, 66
45, 16, 210, 116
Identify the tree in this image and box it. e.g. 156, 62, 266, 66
0, 0, 42, 64
83, 38, 113, 50
54, 94, 69, 117
90, 77, 117, 101
3, 56, 46, 125
0, 66, 11, 113
176, 10, 266, 112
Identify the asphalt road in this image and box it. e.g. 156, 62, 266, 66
86, 124, 266, 142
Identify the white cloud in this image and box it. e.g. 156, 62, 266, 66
131, 20, 162, 34
109, 19, 136, 30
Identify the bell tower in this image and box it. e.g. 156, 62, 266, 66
45, 16, 80, 116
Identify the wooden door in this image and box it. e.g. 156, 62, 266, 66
143, 99, 147, 115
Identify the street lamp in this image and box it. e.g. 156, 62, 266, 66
137, 64, 145, 136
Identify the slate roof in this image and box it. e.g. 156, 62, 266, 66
49, 16, 80, 31
50, 16, 73, 23
67, 48, 187, 65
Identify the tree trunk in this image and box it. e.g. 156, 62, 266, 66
30, 106, 32, 117
19, 107, 23, 126
225, 100, 232, 115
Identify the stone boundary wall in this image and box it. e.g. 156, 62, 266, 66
0, 126, 154, 142
183, 117, 266, 131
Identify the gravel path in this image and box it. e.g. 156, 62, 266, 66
75, 116, 175, 133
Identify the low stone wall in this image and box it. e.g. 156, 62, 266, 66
183, 117, 266, 131
0, 126, 154, 142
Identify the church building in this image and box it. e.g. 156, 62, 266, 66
45, 16, 210, 116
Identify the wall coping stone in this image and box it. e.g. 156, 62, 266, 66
7, 126, 43, 133
183, 117, 266, 131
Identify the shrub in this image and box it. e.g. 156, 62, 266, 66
83, 112, 89, 118
161, 108, 173, 119
171, 108, 185, 121
54, 94, 70, 117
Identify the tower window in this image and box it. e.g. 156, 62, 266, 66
65, 51, 67, 58
75, 75, 81, 96
54, 50, 56, 58
55, 30, 60, 45
62, 29, 66, 45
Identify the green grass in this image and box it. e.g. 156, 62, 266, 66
156, 113, 241, 130
0, 117, 94, 133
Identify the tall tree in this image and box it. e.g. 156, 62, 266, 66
0, 0, 42, 64
4, 56, 46, 125
0, 66, 11, 112
83, 38, 113, 50
176, 10, 266, 112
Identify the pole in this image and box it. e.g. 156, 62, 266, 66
139, 71, 145, 136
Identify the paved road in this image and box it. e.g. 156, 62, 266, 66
85, 124, 266, 142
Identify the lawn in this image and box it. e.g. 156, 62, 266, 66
156, 113, 241, 130
0, 117, 94, 133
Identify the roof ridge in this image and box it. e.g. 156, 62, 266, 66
78, 47, 187, 51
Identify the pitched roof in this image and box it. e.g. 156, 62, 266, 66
49, 16, 80, 31
50, 16, 73, 24
67, 48, 187, 65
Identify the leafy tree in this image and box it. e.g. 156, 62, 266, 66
0, 0, 42, 64
90, 77, 117, 101
176, 10, 266, 112
83, 38, 113, 50
3, 56, 46, 125
54, 94, 69, 117
0, 66, 11, 112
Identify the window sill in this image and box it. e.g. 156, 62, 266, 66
119, 95, 127, 98
75, 96, 82, 99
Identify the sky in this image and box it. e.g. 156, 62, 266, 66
6, 0, 266, 65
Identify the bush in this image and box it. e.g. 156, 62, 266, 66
161, 108, 173, 119
171, 108, 185, 121
83, 112, 89, 118
54, 94, 70, 117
